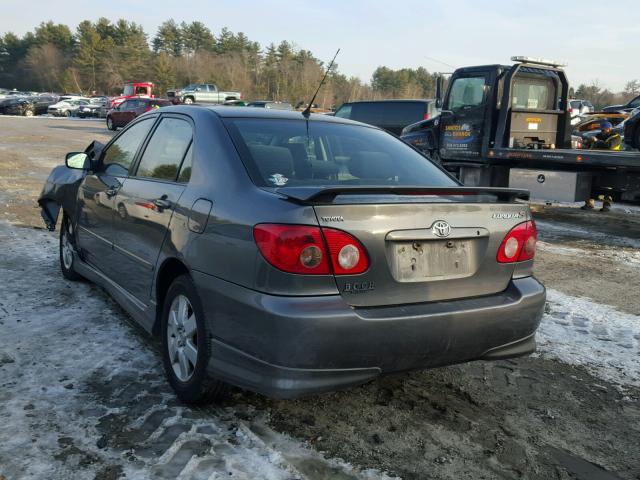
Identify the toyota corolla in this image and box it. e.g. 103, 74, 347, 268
39, 106, 545, 402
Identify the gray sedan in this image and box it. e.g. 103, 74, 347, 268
39, 106, 545, 402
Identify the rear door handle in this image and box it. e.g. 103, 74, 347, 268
153, 199, 171, 209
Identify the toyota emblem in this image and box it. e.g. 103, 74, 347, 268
432, 220, 451, 237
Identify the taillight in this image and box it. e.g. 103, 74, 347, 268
423, 112, 430, 120
496, 220, 537, 263
145, 106, 152, 112
322, 228, 369, 274
253, 224, 369, 275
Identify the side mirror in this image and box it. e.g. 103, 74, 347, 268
65, 152, 90, 170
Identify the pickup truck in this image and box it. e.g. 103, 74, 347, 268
167, 84, 242, 104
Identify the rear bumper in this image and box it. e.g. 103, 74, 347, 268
193, 273, 545, 398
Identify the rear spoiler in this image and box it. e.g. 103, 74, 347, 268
274, 186, 530, 203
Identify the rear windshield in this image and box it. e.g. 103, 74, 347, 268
224, 118, 455, 188
335, 102, 427, 127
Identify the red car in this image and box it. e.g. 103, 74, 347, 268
106, 98, 171, 130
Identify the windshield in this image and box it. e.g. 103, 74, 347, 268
183, 84, 198, 91
224, 118, 455, 188
123, 85, 134, 96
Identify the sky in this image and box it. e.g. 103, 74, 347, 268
1, 0, 639, 92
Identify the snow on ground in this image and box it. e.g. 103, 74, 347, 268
538, 289, 640, 389
0, 222, 396, 480
1, 220, 639, 478
536, 219, 640, 250
537, 240, 640, 268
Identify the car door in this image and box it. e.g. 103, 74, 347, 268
439, 73, 489, 159
76, 118, 156, 276
122, 99, 140, 125
112, 100, 129, 126
110, 115, 194, 302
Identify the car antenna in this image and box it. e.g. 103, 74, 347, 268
302, 49, 340, 118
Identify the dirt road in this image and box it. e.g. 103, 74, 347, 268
0, 116, 638, 480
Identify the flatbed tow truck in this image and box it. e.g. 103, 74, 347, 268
401, 56, 640, 202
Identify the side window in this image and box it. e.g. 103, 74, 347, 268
334, 105, 352, 119
447, 76, 486, 111
136, 117, 193, 181
629, 96, 640, 108
178, 144, 193, 183
207, 84, 216, 92
102, 118, 154, 176
118, 100, 130, 110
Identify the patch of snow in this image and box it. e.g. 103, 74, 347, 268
538, 289, 640, 389
536, 219, 640, 249
537, 240, 640, 268
0, 221, 396, 479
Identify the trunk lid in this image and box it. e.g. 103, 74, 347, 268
280, 187, 530, 307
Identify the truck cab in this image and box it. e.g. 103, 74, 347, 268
402, 57, 571, 186
110, 82, 155, 108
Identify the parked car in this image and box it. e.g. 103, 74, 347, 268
167, 84, 242, 105
334, 99, 439, 135
39, 106, 545, 402
48, 98, 90, 117
623, 107, 640, 150
77, 97, 110, 118
568, 99, 594, 124
602, 94, 640, 113
246, 100, 293, 110
106, 98, 172, 130
0, 94, 57, 116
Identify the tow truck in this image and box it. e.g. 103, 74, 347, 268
401, 57, 640, 202
109, 81, 155, 108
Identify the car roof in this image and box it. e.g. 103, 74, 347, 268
340, 99, 434, 105
158, 105, 372, 126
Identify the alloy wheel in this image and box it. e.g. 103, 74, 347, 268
167, 294, 198, 382
61, 221, 73, 270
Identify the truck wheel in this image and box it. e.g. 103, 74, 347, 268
161, 275, 228, 403
183, 97, 194, 104
60, 213, 82, 281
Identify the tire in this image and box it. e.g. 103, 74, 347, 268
64, 110, 71, 118
161, 275, 228, 403
106, 116, 116, 131
183, 97, 194, 105
635, 128, 640, 150
117, 203, 128, 220
24, 108, 34, 117
60, 213, 82, 281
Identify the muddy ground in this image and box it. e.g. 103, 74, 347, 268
0, 116, 639, 480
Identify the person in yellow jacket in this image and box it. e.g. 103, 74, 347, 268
585, 121, 622, 150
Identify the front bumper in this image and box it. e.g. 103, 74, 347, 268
193, 273, 545, 398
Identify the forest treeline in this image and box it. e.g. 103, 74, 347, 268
0, 19, 438, 107
0, 19, 637, 109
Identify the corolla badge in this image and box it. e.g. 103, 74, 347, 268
432, 220, 451, 237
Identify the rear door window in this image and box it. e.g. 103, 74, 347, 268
334, 105, 352, 119
135, 117, 193, 181
102, 118, 155, 176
